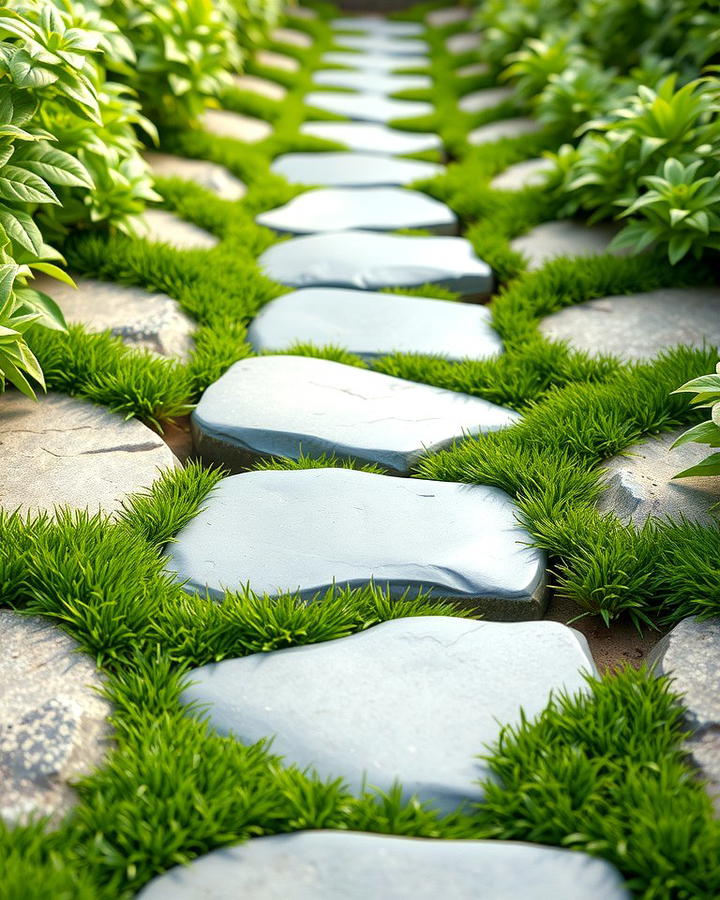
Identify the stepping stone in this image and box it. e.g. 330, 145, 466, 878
31, 275, 194, 361
459, 86, 514, 113
458, 61, 490, 78
256, 49, 299, 72
335, 35, 429, 56
305, 91, 432, 123
300, 121, 441, 155
138, 831, 630, 900
323, 51, 429, 72
490, 157, 554, 191
201, 108, 271, 143
271, 26, 312, 48
175, 617, 590, 810
259, 230, 492, 297
142, 151, 245, 201
597, 430, 720, 527
427, 7, 472, 26
539, 288, 720, 362
0, 611, 111, 825
511, 220, 623, 270
231, 73, 287, 101
333, 16, 424, 36
256, 187, 456, 235
469, 116, 541, 146
290, 6, 317, 20
191, 355, 517, 475
167, 471, 547, 617
140, 209, 218, 250
270, 152, 443, 187
313, 68, 431, 93
447, 31, 483, 54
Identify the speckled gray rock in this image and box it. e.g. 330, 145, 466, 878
232, 73, 287, 101
649, 617, 720, 813
511, 219, 622, 270
469, 116, 541, 146
490, 157, 554, 191
140, 209, 218, 250
177, 617, 591, 809
427, 6, 472, 26
335, 35, 429, 56
322, 51, 429, 72
138, 831, 630, 900
305, 92, 432, 123
191, 354, 517, 474
313, 69, 431, 93
333, 16, 424, 35
0, 611, 111, 824
201, 108, 272, 143
270, 152, 442, 187
142, 152, 245, 201
447, 31, 483, 54
166, 470, 548, 618
256, 49, 299, 72
0, 392, 177, 516
256, 187, 456, 235
459, 86, 514, 113
259, 230, 492, 297
597, 430, 720, 526
301, 121, 441, 155
271, 26, 312, 48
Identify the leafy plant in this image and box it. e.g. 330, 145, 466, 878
502, 30, 583, 104
671, 361, 720, 477
536, 60, 621, 135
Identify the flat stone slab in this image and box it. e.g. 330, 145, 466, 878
335, 35, 429, 56
191, 354, 517, 474
447, 32, 483, 54
142, 151, 245, 201
597, 430, 720, 526
305, 91, 432, 123
256, 187, 456, 235
201, 108, 272, 144
271, 26, 312, 48
166, 470, 547, 618
0, 393, 177, 516
31, 275, 194, 360
138, 831, 629, 900
231, 73, 287, 101
490, 157, 554, 191
512, 220, 624, 270
539, 288, 720, 361
458, 61, 490, 78
259, 230, 493, 297
333, 17, 424, 36
0, 611, 111, 824
301, 121, 441, 155
256, 49, 300, 72
427, 6, 472, 26
270, 151, 442, 187
247, 287, 503, 361
140, 209, 218, 250
176, 617, 591, 810
313, 68, 431, 93
459, 86, 514, 113
469, 116, 541, 146
323, 51, 429, 72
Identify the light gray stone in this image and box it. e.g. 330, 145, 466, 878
511, 219, 623, 270
259, 230, 492, 297
191, 354, 518, 474
166, 470, 548, 618
458, 61, 490, 78
138, 831, 630, 900
469, 116, 541, 146
333, 16, 424, 36
427, 7, 472, 26
459, 86, 514, 113
256, 49, 300, 72
142, 151, 245, 201
335, 35, 429, 56
322, 51, 429, 72
176, 617, 591, 810
597, 430, 720, 526
490, 157, 554, 191
313, 68, 431, 93
231, 73, 287, 101
447, 31, 483, 54
301, 121, 441, 155
201, 108, 272, 144
0, 611, 111, 824
305, 91, 432, 123
247, 287, 503, 361
0, 392, 177, 516
271, 26, 312, 48
140, 209, 218, 250
270, 151, 442, 187
256, 187, 456, 235
290, 6, 317, 21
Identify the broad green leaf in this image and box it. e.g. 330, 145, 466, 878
674, 451, 720, 479
29, 262, 75, 287
671, 420, 720, 449
8, 50, 59, 89
0, 206, 43, 256
14, 287, 67, 332
672, 374, 720, 394
0, 165, 59, 204
16, 144, 93, 189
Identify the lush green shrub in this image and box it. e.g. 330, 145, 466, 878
672, 362, 720, 477
230, 0, 282, 53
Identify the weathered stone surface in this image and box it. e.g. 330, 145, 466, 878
469, 116, 541, 146
140, 209, 219, 250
231, 73, 287, 101
597, 430, 720, 526
0, 393, 177, 516
305, 91, 432, 123
427, 6, 472, 26
270, 151, 442, 187
511, 219, 623, 270
256, 49, 300, 72
247, 287, 503, 361
191, 354, 517, 474
142, 151, 245, 201
313, 68, 431, 93
323, 51, 429, 72
201, 108, 272, 143
447, 31, 483, 54
335, 35, 429, 56
138, 831, 630, 900
458, 61, 490, 78
301, 121, 441, 155
333, 16, 423, 35
459, 86, 514, 113
256, 187, 456, 235
0, 611, 111, 824
31, 275, 194, 360
271, 26, 312, 48
490, 157, 554, 191
539, 288, 720, 362
166, 470, 548, 618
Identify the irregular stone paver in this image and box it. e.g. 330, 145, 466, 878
166, 471, 547, 618
138, 831, 630, 900
511, 220, 624, 270
0, 611, 111, 825
459, 86, 514, 113
333, 17, 424, 36
539, 288, 720, 361
0, 393, 177, 516
490, 157, 554, 191
140, 209, 218, 250
192, 353, 517, 473
270, 152, 443, 187
447, 32, 483, 54
256, 49, 299, 72
469, 116, 542, 146
313, 69, 432, 93
256, 187, 456, 235
597, 430, 720, 526
31, 275, 194, 361
271, 26, 312, 48
335, 35, 429, 56
305, 91, 433, 123
649, 617, 720, 814
175, 617, 590, 809
201, 108, 272, 144
301, 121, 441, 155
259, 230, 492, 297
458, 61, 490, 78
427, 6, 472, 26
247, 287, 504, 361
231, 73, 287, 101
142, 151, 245, 201
323, 51, 429, 72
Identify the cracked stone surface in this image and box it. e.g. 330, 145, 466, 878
201, 108, 272, 143
140, 209, 218, 250
305, 91, 433, 123
270, 151, 442, 187
191, 354, 518, 474
0, 611, 111, 824
175, 617, 590, 811
142, 151, 246, 201
231, 73, 287, 101
32, 275, 194, 361
447, 32, 483, 54
490, 157, 554, 191
322, 51, 430, 72
459, 86, 514, 113
334, 35, 429, 56
427, 6, 472, 26
0, 392, 178, 516
333, 17, 424, 36
313, 68, 431, 93
301, 121, 441, 155
256, 49, 299, 72
256, 186, 456, 235
469, 116, 542, 146
247, 287, 504, 361
166, 470, 548, 619
511, 219, 623, 270
138, 831, 629, 900
271, 26, 312, 48
259, 230, 492, 297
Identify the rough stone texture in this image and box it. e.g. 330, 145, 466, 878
231, 73, 287, 101
270, 151, 442, 187
427, 6, 472, 26
333, 16, 424, 35
305, 91, 432, 123
259, 230, 492, 297
596, 430, 720, 526
140, 209, 218, 250
191, 354, 518, 474
511, 219, 623, 270
271, 26, 312, 48
539, 288, 720, 362
490, 157, 554, 191
301, 121, 441, 155
142, 151, 245, 201
256, 186, 456, 235
31, 275, 194, 361
649, 617, 720, 814
458, 61, 490, 78
469, 116, 542, 146
0, 392, 177, 516
201, 108, 272, 143
313, 68, 431, 93
335, 34, 429, 56
0, 611, 111, 824
166, 470, 548, 619
138, 831, 630, 900
322, 51, 429, 72
175, 617, 591, 810
459, 86, 514, 113
447, 31, 483, 54
256, 49, 300, 72
247, 287, 503, 361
